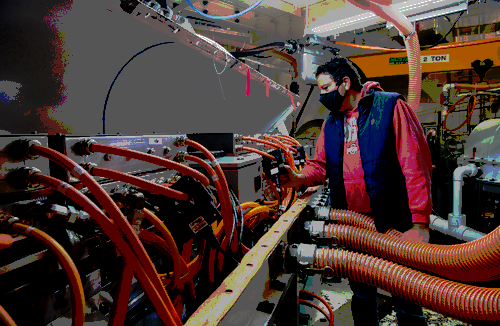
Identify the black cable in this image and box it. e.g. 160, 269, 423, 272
421, 10, 465, 50
102, 41, 174, 134
229, 188, 244, 255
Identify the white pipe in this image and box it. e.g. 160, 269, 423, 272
443, 83, 456, 93
452, 164, 478, 216
429, 215, 486, 242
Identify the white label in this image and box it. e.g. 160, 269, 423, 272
421, 54, 449, 63
270, 168, 279, 175
149, 138, 163, 145
294, 160, 300, 165
279, 205, 286, 211
189, 217, 208, 234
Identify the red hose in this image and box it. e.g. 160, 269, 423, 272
453, 83, 500, 91
330, 209, 402, 236
30, 145, 181, 322
443, 95, 477, 132
0, 305, 16, 326
315, 248, 500, 324
90, 144, 210, 187
241, 136, 280, 150
241, 147, 275, 160
29, 172, 180, 325
324, 223, 500, 282
300, 290, 334, 326
299, 299, 331, 324
185, 139, 237, 259
0, 234, 13, 250
91, 167, 188, 201
10, 223, 85, 326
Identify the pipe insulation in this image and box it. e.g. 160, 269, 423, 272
324, 223, 500, 282
314, 247, 500, 325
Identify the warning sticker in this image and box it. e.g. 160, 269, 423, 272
189, 217, 208, 234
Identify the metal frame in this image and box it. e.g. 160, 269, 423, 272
185, 187, 319, 325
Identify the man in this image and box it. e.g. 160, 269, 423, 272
281, 57, 432, 325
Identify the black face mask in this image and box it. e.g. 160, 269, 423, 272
319, 88, 346, 113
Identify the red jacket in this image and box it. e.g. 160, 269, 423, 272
300, 82, 432, 224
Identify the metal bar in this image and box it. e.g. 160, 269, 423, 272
185, 187, 319, 325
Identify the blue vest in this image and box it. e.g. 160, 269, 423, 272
324, 90, 413, 233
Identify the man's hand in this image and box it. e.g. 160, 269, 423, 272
401, 223, 430, 243
280, 165, 306, 188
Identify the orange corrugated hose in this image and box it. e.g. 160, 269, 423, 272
10, 223, 85, 326
0, 305, 16, 326
324, 222, 500, 282
314, 248, 500, 325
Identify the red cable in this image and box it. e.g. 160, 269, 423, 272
443, 95, 477, 132
300, 290, 334, 326
241, 136, 280, 150
0, 305, 16, 326
91, 167, 188, 201
90, 143, 210, 187
299, 299, 331, 324
10, 223, 85, 326
31, 172, 182, 326
0, 234, 13, 250
185, 140, 237, 263
241, 147, 275, 160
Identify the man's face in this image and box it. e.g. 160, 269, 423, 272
317, 73, 338, 94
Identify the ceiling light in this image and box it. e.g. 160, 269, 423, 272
307, 0, 465, 36
386, 2, 467, 29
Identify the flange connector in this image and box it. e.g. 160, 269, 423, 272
71, 138, 97, 156
6, 167, 42, 189
173, 136, 188, 147
4, 139, 42, 161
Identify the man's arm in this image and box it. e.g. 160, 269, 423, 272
393, 99, 433, 242
282, 120, 328, 188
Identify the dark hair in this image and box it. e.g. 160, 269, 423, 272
315, 57, 365, 92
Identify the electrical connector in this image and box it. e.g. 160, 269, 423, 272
80, 162, 98, 173
4, 139, 42, 161
71, 138, 97, 156
173, 151, 187, 163
6, 167, 41, 189
173, 136, 188, 147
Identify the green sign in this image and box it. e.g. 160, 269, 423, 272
389, 57, 408, 65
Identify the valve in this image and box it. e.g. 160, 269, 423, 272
71, 138, 97, 156
173, 136, 187, 147
6, 167, 41, 189
173, 151, 186, 163
4, 139, 42, 161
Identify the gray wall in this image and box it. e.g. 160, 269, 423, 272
0, 0, 294, 135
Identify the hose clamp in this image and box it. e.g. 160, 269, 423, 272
403, 29, 416, 41
296, 243, 317, 267
71, 138, 97, 156
68, 206, 79, 223
316, 206, 330, 220
305, 221, 325, 238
